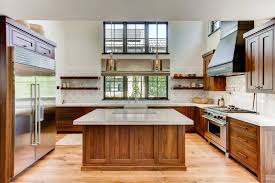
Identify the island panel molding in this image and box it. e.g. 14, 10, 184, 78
82, 125, 186, 170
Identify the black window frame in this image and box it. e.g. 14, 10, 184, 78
103, 21, 169, 54
208, 21, 221, 36
103, 75, 169, 100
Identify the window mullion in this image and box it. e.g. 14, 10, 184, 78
123, 22, 127, 53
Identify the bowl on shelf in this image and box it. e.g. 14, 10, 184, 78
192, 97, 209, 104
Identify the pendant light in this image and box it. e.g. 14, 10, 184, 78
152, 21, 162, 71
106, 22, 117, 71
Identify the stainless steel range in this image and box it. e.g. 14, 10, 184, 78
203, 105, 256, 156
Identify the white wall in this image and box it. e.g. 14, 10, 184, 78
29, 20, 207, 103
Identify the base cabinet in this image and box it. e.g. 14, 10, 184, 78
174, 107, 196, 133
82, 125, 186, 170
56, 107, 95, 132
195, 108, 204, 136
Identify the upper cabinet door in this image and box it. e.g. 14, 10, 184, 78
245, 23, 275, 94
246, 36, 259, 91
258, 29, 274, 91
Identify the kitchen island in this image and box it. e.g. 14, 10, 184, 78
74, 108, 193, 171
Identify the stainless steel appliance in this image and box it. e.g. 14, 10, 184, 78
203, 106, 256, 156
208, 21, 254, 76
11, 47, 56, 178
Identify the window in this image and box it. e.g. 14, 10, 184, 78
104, 76, 168, 100
105, 23, 124, 53
208, 21, 221, 36
103, 22, 168, 54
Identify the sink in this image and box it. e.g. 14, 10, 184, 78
123, 103, 148, 109
112, 109, 156, 114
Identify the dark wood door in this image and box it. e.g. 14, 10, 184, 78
246, 36, 260, 91
258, 29, 274, 91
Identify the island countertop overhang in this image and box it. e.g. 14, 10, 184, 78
73, 108, 194, 125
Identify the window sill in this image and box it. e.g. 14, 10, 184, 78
102, 98, 169, 101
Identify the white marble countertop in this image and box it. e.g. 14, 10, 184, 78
73, 108, 194, 125
228, 113, 275, 127
57, 102, 216, 109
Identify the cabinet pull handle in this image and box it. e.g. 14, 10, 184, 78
238, 136, 248, 143
23, 45, 27, 47
238, 151, 248, 159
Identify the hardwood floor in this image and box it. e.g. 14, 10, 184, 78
12, 133, 259, 183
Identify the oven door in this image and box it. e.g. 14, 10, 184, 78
204, 119, 227, 151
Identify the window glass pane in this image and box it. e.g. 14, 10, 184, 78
148, 76, 167, 98
104, 76, 124, 98
149, 23, 167, 53
105, 23, 123, 53
127, 24, 145, 53
126, 76, 145, 98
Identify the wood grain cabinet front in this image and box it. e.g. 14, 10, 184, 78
82, 125, 186, 170
228, 118, 260, 178
56, 107, 95, 132
202, 50, 226, 91
244, 21, 275, 93
11, 28, 36, 51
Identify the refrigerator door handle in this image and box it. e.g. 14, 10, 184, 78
37, 84, 41, 144
31, 83, 38, 146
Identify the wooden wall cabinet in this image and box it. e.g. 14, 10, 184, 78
244, 20, 275, 93
56, 107, 95, 132
202, 50, 226, 91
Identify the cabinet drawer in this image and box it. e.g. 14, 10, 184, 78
36, 41, 55, 59
230, 138, 258, 172
230, 129, 257, 151
229, 118, 257, 138
11, 29, 36, 51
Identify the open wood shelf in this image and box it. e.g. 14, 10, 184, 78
173, 87, 204, 90
60, 76, 100, 79
60, 87, 100, 90
171, 76, 203, 80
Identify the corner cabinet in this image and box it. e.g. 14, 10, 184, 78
202, 50, 226, 91
244, 20, 275, 93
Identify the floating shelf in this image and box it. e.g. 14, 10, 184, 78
60, 76, 100, 79
60, 87, 100, 90
172, 76, 203, 80
173, 87, 204, 90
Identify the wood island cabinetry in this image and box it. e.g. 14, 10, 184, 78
83, 125, 185, 170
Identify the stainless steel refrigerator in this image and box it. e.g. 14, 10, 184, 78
11, 47, 56, 178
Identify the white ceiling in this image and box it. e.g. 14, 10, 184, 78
1, 0, 274, 21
